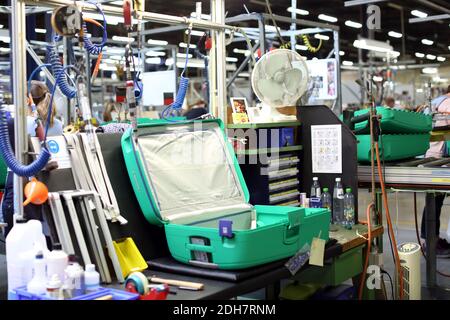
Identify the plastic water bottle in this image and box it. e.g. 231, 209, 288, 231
84, 264, 100, 293
310, 177, 321, 198
47, 243, 68, 283
343, 188, 355, 229
27, 251, 47, 295
333, 178, 344, 224
63, 255, 85, 298
321, 188, 332, 222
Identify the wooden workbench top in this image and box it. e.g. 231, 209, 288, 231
330, 224, 384, 252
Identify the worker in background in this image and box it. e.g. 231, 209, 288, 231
420, 85, 450, 257
103, 102, 119, 123
384, 96, 395, 108
183, 100, 209, 120
0, 81, 60, 237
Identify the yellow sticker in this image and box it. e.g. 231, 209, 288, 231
431, 178, 450, 183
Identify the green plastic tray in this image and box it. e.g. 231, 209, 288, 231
357, 133, 430, 163
353, 107, 432, 134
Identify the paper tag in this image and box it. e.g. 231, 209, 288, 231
285, 244, 311, 276
309, 237, 326, 267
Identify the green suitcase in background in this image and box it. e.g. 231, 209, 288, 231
352, 107, 432, 134
357, 133, 430, 163
121, 119, 329, 269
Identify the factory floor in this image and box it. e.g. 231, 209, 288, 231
0, 190, 449, 300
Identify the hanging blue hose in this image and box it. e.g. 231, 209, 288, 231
161, 29, 192, 120
47, 36, 77, 99
82, 2, 107, 55
0, 65, 77, 177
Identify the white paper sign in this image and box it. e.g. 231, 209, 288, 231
311, 124, 342, 173
31, 136, 71, 170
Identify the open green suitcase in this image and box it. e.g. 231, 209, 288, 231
357, 133, 430, 163
121, 119, 329, 269
353, 107, 432, 134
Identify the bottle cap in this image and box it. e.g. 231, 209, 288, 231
15, 218, 27, 224
323, 188, 328, 192
85, 264, 96, 272
336, 177, 341, 182
53, 243, 62, 251
35, 251, 44, 259
346, 188, 352, 193
68, 254, 79, 264
313, 177, 318, 181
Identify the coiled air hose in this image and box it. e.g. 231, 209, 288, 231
47, 36, 77, 99
0, 64, 77, 177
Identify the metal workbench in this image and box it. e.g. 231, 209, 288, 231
358, 158, 450, 299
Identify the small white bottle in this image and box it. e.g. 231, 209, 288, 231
46, 274, 62, 299
27, 251, 47, 295
84, 264, 100, 293
63, 255, 84, 298
47, 243, 68, 283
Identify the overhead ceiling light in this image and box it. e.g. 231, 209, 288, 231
345, 20, 362, 28
287, 7, 309, 15
112, 36, 135, 42
0, 25, 3, 29
415, 52, 425, 58
373, 76, 383, 82
166, 58, 205, 69
411, 10, 428, 18
389, 51, 400, 58
177, 53, 193, 58
147, 39, 168, 46
416, 88, 424, 93
0, 36, 10, 44
110, 1, 124, 5
226, 57, 238, 62
238, 72, 250, 78
318, 14, 337, 23
110, 55, 123, 60
388, 31, 402, 38
353, 38, 393, 53
233, 48, 249, 55
421, 39, 433, 45
145, 57, 161, 65
422, 67, 438, 74
35, 28, 46, 34
179, 42, 197, 49
146, 51, 166, 57
314, 34, 329, 41
99, 64, 117, 71
448, 45, 450, 50
295, 44, 308, 51
0, 48, 10, 53
186, 30, 205, 37
265, 25, 281, 33
190, 12, 211, 20
339, 50, 345, 56
426, 54, 436, 60
437, 56, 446, 62
342, 60, 353, 66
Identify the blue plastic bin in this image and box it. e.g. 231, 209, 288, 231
14, 286, 139, 300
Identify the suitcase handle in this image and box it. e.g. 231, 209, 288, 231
186, 243, 214, 253
283, 225, 300, 245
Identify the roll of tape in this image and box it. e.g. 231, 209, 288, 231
125, 272, 149, 295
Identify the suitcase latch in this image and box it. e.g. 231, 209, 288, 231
287, 211, 301, 229
219, 220, 234, 238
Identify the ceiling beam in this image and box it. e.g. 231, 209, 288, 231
344, 0, 388, 7
409, 13, 450, 23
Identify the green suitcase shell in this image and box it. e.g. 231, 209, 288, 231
121, 119, 330, 269
353, 107, 432, 134
357, 133, 430, 163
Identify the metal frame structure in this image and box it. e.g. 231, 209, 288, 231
11, 0, 234, 219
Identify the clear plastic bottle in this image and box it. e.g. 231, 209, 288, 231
310, 177, 321, 198
321, 188, 332, 222
332, 178, 344, 224
27, 251, 47, 295
343, 188, 355, 229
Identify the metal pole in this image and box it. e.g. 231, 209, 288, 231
11, 0, 27, 220
209, 0, 218, 118
213, 0, 227, 123
290, 0, 297, 51
333, 30, 342, 115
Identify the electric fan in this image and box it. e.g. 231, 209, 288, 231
251, 49, 309, 122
